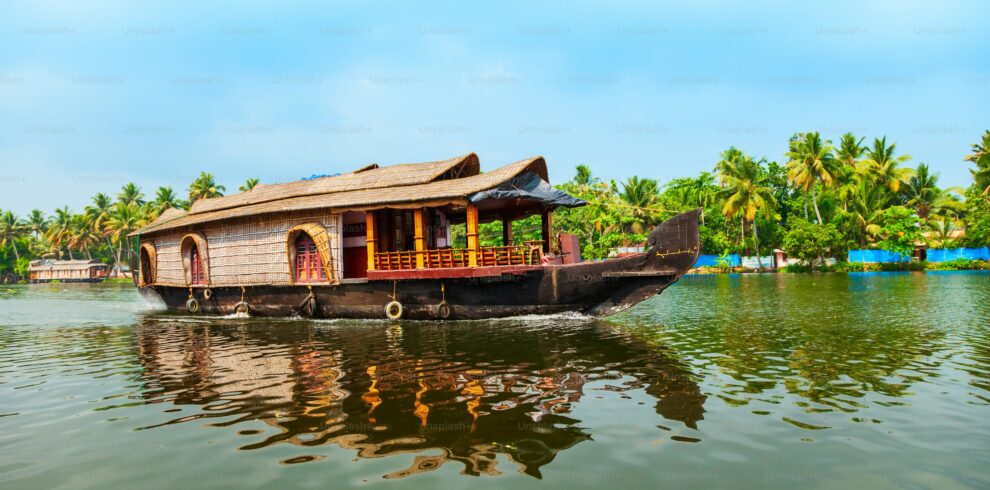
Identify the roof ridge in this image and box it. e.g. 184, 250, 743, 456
186, 153, 479, 216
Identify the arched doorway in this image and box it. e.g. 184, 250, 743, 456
139, 244, 155, 286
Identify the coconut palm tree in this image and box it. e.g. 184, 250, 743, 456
0, 211, 24, 261
618, 176, 660, 234
103, 203, 147, 268
574, 165, 592, 187
117, 182, 145, 207
836, 132, 866, 167
966, 130, 990, 195
149, 186, 186, 218
26, 209, 48, 242
786, 132, 839, 225
861, 136, 913, 195
926, 216, 960, 249
239, 178, 260, 192
902, 163, 964, 220
68, 214, 100, 260
188, 172, 226, 203
47, 207, 74, 259
85, 193, 116, 256
965, 130, 990, 165
718, 153, 777, 270
846, 178, 887, 246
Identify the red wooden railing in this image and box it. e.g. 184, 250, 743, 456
373, 245, 542, 271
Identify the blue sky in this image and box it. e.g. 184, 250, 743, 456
1, 0, 988, 215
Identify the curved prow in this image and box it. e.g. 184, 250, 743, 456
644, 208, 701, 275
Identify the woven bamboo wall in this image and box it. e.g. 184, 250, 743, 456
146, 211, 341, 287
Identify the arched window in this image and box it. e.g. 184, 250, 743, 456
180, 233, 210, 286
189, 244, 205, 285
294, 233, 326, 283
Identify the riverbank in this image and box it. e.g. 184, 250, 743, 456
691, 258, 990, 274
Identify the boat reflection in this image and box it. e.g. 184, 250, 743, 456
135, 318, 705, 478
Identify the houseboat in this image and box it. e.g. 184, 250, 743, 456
128, 154, 700, 319
28, 259, 109, 283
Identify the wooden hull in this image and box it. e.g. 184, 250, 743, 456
138, 209, 700, 320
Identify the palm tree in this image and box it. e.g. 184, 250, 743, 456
0, 211, 24, 261
117, 182, 145, 207
103, 203, 147, 268
846, 178, 887, 246
861, 136, 913, 194
718, 153, 777, 270
188, 172, 226, 203
149, 186, 186, 217
786, 132, 839, 225
965, 130, 990, 195
926, 216, 960, 249
86, 193, 116, 256
836, 132, 866, 167
618, 176, 660, 234
965, 130, 990, 165
47, 207, 74, 259
26, 209, 48, 242
68, 214, 100, 260
239, 178, 260, 192
574, 165, 592, 186
903, 163, 964, 220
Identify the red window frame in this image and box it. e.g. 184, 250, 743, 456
190, 244, 205, 285
295, 234, 326, 283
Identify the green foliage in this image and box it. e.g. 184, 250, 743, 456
875, 206, 921, 257
782, 218, 844, 268
4, 130, 990, 278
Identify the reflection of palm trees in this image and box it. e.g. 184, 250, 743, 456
134, 319, 705, 478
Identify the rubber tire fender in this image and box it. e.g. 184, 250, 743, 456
186, 298, 200, 313
437, 302, 452, 320
385, 300, 403, 321
203, 288, 213, 300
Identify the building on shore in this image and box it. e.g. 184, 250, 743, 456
28, 259, 109, 283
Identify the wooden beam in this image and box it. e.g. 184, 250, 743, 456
414, 208, 426, 269
541, 208, 553, 253
366, 212, 377, 271
502, 215, 512, 246
466, 203, 479, 267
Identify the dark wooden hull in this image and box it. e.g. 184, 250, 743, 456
138, 209, 700, 320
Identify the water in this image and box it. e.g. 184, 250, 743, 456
1, 273, 988, 489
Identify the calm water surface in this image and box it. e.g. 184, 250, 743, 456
1, 273, 989, 489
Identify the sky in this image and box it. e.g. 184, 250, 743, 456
1, 0, 988, 215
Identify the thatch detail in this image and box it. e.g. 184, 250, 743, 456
180, 233, 211, 285
132, 156, 547, 236
188, 153, 481, 216
285, 223, 335, 283
138, 242, 157, 287
146, 210, 340, 287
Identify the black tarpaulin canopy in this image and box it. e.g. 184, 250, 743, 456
469, 171, 586, 208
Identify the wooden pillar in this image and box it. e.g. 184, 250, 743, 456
414, 208, 426, 269
541, 208, 553, 253
502, 215, 512, 246
366, 211, 377, 271
466, 203, 479, 267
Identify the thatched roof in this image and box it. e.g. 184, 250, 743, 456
29, 259, 107, 271
132, 155, 552, 236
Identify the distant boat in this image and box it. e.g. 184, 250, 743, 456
28, 259, 109, 283
129, 154, 700, 319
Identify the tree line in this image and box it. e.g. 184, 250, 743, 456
2, 130, 989, 280
0, 173, 256, 280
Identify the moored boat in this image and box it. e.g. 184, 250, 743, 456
129, 154, 700, 319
